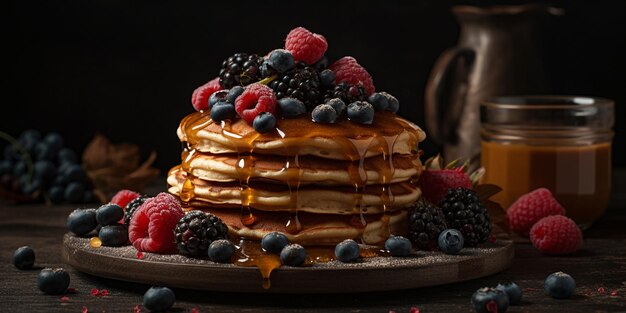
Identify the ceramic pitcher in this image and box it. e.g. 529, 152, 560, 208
424, 4, 563, 166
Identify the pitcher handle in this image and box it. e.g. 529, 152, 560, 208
424, 47, 475, 145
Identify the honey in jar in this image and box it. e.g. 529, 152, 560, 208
480, 96, 614, 229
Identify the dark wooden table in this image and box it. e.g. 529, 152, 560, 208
1, 170, 625, 313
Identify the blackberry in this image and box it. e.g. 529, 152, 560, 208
407, 201, 448, 250
175, 210, 229, 257
440, 188, 492, 247
219, 53, 265, 88
322, 82, 368, 104
124, 195, 148, 226
268, 65, 321, 108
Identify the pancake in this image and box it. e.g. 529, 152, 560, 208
178, 111, 426, 160
190, 205, 409, 245
167, 167, 421, 215
180, 149, 422, 185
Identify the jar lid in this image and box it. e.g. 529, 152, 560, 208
481, 95, 614, 131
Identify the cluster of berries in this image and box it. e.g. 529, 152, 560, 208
471, 272, 576, 313
507, 188, 583, 255
0, 130, 96, 204
191, 27, 401, 133
260, 232, 416, 266
408, 187, 492, 250
66, 190, 146, 247
65, 189, 233, 260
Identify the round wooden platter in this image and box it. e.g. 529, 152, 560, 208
62, 233, 514, 294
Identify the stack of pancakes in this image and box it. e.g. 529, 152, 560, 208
168, 111, 426, 245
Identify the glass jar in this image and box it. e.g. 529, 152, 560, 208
480, 96, 614, 229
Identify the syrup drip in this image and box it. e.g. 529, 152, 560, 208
284, 154, 302, 234
219, 120, 261, 227
234, 239, 390, 289
378, 134, 398, 238
346, 137, 374, 229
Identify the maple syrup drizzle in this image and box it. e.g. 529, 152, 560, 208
346, 137, 375, 229
234, 239, 389, 289
378, 134, 399, 238
284, 154, 302, 234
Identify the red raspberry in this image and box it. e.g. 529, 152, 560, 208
507, 188, 565, 236
234, 83, 277, 124
128, 192, 185, 254
191, 77, 222, 111
284, 27, 328, 65
329, 56, 375, 95
530, 215, 582, 255
110, 189, 140, 209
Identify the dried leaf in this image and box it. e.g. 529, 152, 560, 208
475, 184, 503, 200
82, 134, 160, 200
82, 134, 112, 170
484, 198, 510, 238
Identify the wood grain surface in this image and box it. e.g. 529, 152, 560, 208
1, 170, 625, 312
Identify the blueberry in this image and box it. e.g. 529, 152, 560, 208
311, 104, 338, 124
37, 268, 70, 295
545, 271, 576, 299
13, 161, 27, 177
259, 61, 276, 77
67, 208, 98, 236
96, 203, 124, 226
208, 239, 236, 263
57, 148, 78, 164
210, 101, 237, 122
267, 49, 295, 73
438, 229, 464, 254
143, 286, 176, 312
20, 129, 42, 143
208, 90, 229, 109
253, 112, 277, 133
367, 93, 389, 111
226, 86, 245, 103
13, 246, 35, 270
261, 232, 289, 254
49, 186, 65, 203
0, 160, 12, 175
62, 164, 86, 183
319, 69, 336, 87
385, 235, 412, 257
380, 92, 399, 113
326, 98, 346, 116
496, 282, 522, 305
314, 55, 329, 71
21, 178, 42, 195
347, 101, 375, 124
280, 244, 307, 266
43, 132, 64, 152
34, 142, 55, 161
471, 287, 510, 313
34, 160, 56, 185
99, 225, 129, 247
278, 97, 307, 118
64, 182, 85, 203
334, 239, 360, 263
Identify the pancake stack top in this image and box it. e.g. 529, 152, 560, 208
168, 27, 426, 245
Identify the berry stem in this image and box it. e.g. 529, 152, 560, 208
258, 75, 277, 85
0, 131, 34, 183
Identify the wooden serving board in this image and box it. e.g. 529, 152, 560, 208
62, 233, 514, 293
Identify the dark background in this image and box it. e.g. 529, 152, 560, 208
3, 0, 625, 172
